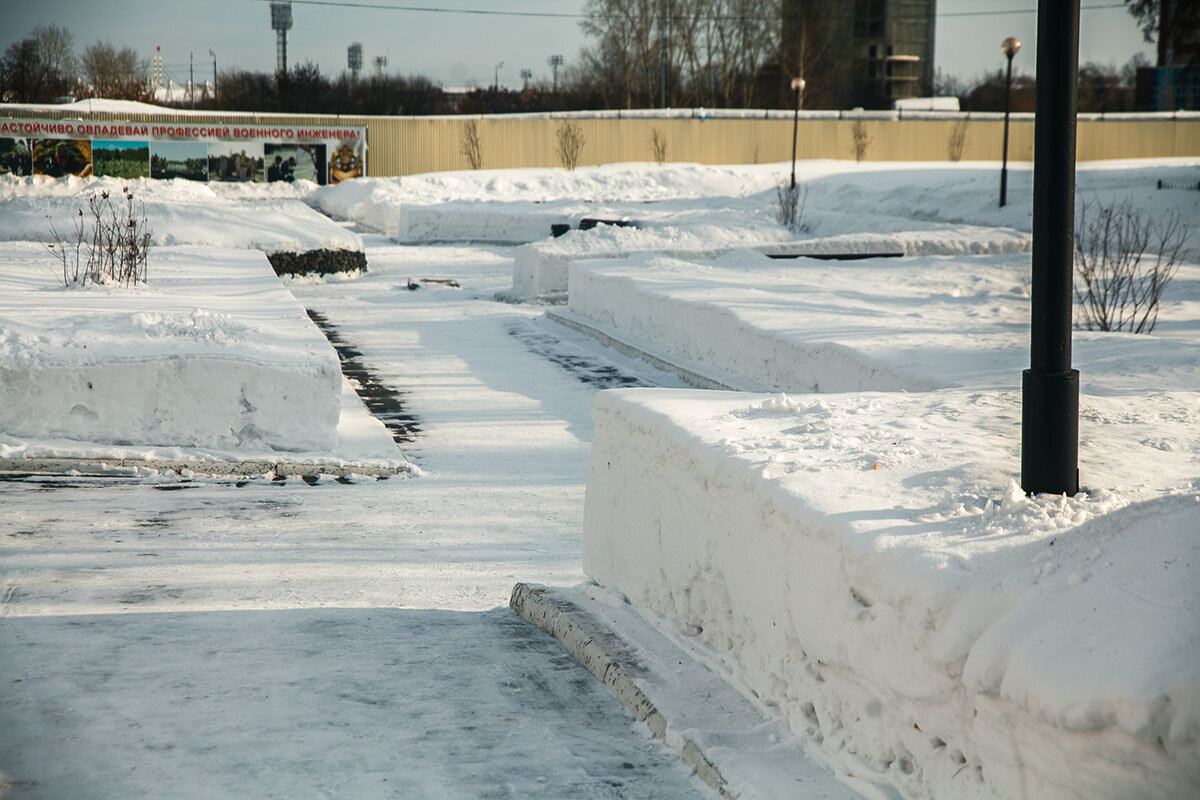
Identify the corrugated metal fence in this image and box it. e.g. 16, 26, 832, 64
5, 106, 1198, 177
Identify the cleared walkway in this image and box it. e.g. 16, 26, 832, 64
0, 239, 708, 798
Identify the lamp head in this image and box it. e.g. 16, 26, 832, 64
1001, 37, 1021, 58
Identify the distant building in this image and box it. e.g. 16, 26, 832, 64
780, 0, 937, 110
1135, 0, 1199, 110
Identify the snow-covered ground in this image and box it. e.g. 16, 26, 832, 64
0, 175, 361, 255
0, 243, 342, 453
1, 156, 1198, 799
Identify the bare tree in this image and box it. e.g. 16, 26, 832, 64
850, 119, 870, 162
1074, 196, 1189, 334
459, 119, 483, 169
947, 118, 969, 161
0, 25, 77, 103
555, 120, 586, 170
650, 127, 669, 164
80, 41, 149, 101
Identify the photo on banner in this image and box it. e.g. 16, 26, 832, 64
32, 138, 92, 177
150, 140, 208, 181
0, 138, 32, 176
264, 142, 325, 184
92, 140, 150, 179
209, 140, 265, 182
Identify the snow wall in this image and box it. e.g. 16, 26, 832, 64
582, 389, 1200, 800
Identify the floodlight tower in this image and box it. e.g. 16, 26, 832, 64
348, 43, 363, 83
270, 1, 294, 75
548, 54, 563, 93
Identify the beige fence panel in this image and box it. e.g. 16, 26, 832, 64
4, 106, 1196, 177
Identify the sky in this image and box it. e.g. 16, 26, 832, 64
1, 0, 1155, 93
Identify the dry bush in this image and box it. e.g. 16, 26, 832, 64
947, 118, 969, 161
775, 180, 808, 231
459, 119, 483, 170
555, 120, 585, 171
650, 127, 668, 165
47, 187, 152, 287
1074, 196, 1189, 333
850, 120, 871, 162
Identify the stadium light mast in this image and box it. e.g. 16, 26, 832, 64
270, 1, 294, 75
548, 54, 563, 94
348, 43, 363, 83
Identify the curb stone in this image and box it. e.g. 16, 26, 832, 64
544, 310, 740, 391
509, 582, 736, 799
0, 457, 412, 478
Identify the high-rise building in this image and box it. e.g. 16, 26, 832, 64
780, 0, 937, 109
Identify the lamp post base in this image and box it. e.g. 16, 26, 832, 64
1021, 368, 1080, 496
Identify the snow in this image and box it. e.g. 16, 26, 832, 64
1, 153, 1198, 799
0, 243, 342, 453
582, 389, 1199, 799
0, 175, 361, 255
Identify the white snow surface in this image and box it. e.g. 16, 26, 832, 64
0, 243, 342, 452
1, 156, 1198, 799
583, 389, 1200, 800
0, 175, 361, 255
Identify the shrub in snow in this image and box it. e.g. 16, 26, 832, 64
1073, 195, 1189, 334
947, 118, 969, 162
650, 127, 668, 166
774, 179, 808, 232
46, 187, 152, 288
460, 119, 483, 170
555, 120, 586, 171
850, 120, 871, 162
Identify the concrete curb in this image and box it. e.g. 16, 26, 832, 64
510, 583, 735, 798
0, 457, 412, 478
544, 310, 739, 392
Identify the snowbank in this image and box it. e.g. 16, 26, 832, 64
564, 249, 1200, 394
0, 243, 341, 452
0, 175, 362, 256
583, 388, 1200, 800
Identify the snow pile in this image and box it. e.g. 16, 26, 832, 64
583, 388, 1200, 799
565, 247, 1200, 394
0, 243, 341, 452
0, 175, 361, 256
307, 162, 785, 235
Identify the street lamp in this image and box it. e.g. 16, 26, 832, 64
209, 50, 217, 98
999, 36, 1021, 207
790, 76, 806, 190
494, 61, 504, 91
1022, 2, 1080, 497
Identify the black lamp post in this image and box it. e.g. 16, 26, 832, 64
1022, 0, 1080, 497
790, 77, 805, 190
999, 36, 1020, 207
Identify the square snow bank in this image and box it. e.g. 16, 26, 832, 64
583, 388, 1199, 800
0, 243, 341, 452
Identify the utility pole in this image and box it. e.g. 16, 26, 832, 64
189, 51, 194, 109
209, 50, 217, 99
659, 0, 668, 108
1021, 0, 1081, 496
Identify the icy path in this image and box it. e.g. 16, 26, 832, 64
0, 240, 708, 798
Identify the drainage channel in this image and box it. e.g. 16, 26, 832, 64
507, 321, 654, 389
305, 309, 422, 445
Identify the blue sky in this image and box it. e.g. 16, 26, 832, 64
2, 1, 1153, 92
